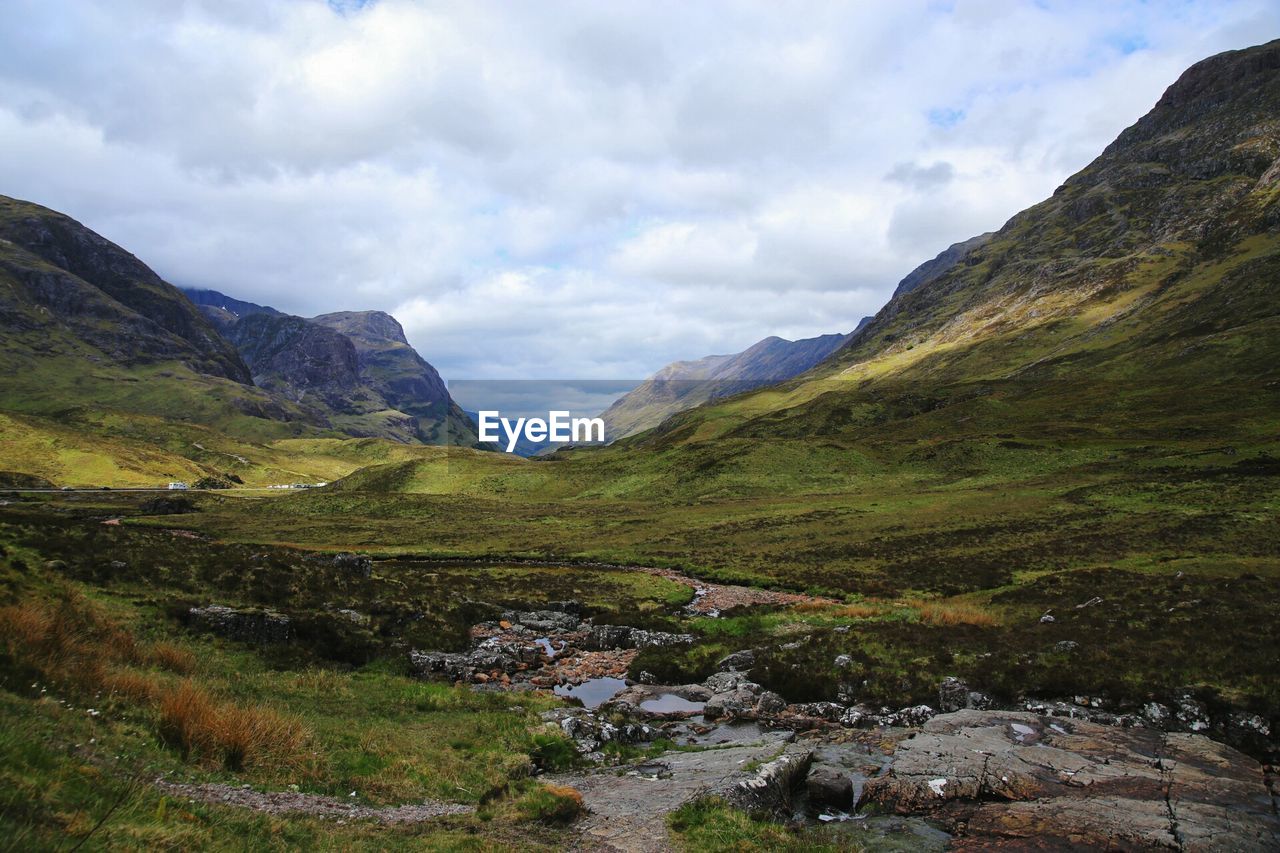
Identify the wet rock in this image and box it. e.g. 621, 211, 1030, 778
715, 649, 756, 672
860, 709, 1280, 849
188, 604, 290, 645
584, 624, 692, 651
806, 766, 853, 810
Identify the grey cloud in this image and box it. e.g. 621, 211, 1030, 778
886, 161, 955, 190
1, 0, 1278, 382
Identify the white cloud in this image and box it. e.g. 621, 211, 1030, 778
0, 0, 1276, 380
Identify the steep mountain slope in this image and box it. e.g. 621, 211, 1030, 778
0, 196, 250, 383
310, 311, 477, 444
223, 314, 364, 410
613, 38, 1280, 462
600, 330, 857, 439
890, 232, 992, 298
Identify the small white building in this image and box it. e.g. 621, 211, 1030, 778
167, 481, 189, 490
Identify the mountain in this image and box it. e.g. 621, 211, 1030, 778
600, 330, 857, 439
597, 231, 993, 442
0, 196, 251, 384
182, 287, 282, 330
890, 232, 992, 299
182, 291, 478, 445
610, 38, 1280, 464
309, 311, 460, 432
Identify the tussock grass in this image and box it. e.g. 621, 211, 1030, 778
905, 598, 1000, 627
157, 680, 310, 771
0, 591, 311, 772
515, 783, 584, 825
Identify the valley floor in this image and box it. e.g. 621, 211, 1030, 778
0, 440, 1277, 850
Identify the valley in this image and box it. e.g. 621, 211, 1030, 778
1, 32, 1279, 853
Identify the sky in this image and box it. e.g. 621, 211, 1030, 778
2, 0, 1277, 382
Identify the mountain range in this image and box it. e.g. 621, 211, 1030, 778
599, 231, 994, 440
0, 198, 476, 486
1, 39, 1278, 489
183, 289, 473, 444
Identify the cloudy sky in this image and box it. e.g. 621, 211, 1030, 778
2, 1, 1277, 381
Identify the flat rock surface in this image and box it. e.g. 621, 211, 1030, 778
861, 709, 1280, 851
549, 740, 805, 852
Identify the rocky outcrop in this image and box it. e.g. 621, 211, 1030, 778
224, 314, 364, 410
583, 624, 693, 651
860, 709, 1280, 850
720, 745, 814, 818
188, 604, 291, 645
541, 707, 656, 756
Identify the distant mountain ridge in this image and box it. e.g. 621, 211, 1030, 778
600, 329, 858, 440
181, 289, 474, 444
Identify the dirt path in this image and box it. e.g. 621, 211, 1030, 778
548, 736, 796, 852
154, 780, 473, 824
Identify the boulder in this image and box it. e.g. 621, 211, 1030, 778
704, 688, 760, 721
715, 649, 756, 672
188, 604, 290, 645
505, 609, 582, 633
806, 766, 853, 810
722, 745, 813, 817
754, 691, 787, 717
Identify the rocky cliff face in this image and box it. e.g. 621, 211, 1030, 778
223, 314, 365, 411
310, 311, 453, 419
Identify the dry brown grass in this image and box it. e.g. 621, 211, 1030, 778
0, 592, 141, 692
147, 641, 197, 674
2, 592, 311, 771
158, 679, 310, 771
794, 598, 890, 619
905, 598, 1000, 627
102, 667, 163, 704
